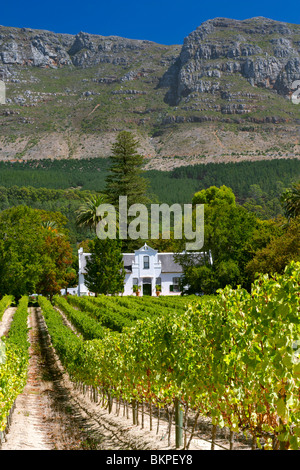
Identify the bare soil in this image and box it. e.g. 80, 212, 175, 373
0, 126, 299, 169
0, 307, 16, 337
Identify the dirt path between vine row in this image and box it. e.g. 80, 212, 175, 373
0, 307, 17, 337
1, 307, 251, 451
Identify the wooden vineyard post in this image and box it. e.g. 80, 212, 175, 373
211, 424, 217, 450
229, 429, 234, 450
183, 404, 188, 449
108, 391, 113, 414
175, 398, 183, 448
141, 401, 144, 429
251, 434, 257, 450
150, 401, 153, 431
156, 406, 160, 435
168, 404, 175, 447
132, 399, 137, 425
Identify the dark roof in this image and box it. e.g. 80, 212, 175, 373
122, 253, 183, 273
158, 254, 183, 273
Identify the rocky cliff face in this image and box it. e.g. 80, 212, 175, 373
0, 26, 162, 73
0, 27, 73, 69
68, 31, 158, 67
160, 17, 300, 109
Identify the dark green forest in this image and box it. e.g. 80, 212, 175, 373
0, 157, 299, 246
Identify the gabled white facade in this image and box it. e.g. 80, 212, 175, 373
78, 243, 184, 296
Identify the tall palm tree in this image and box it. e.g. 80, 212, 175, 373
281, 181, 300, 221
76, 193, 108, 231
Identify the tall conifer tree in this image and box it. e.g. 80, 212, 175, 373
104, 131, 149, 207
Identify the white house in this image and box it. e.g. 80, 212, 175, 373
78, 243, 185, 296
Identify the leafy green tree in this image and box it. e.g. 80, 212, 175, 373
192, 185, 236, 207
104, 131, 150, 207
36, 222, 76, 301
178, 186, 276, 293
0, 206, 46, 298
245, 217, 300, 280
0, 205, 74, 299
281, 181, 300, 221
84, 237, 125, 296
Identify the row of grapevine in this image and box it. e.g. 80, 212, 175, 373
39, 262, 300, 449
66, 294, 195, 326
86, 295, 160, 320
38, 295, 108, 387
66, 295, 134, 332
53, 295, 108, 340
0, 295, 14, 322
0, 296, 29, 437
111, 295, 191, 316
84, 296, 148, 321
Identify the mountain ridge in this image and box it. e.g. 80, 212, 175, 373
0, 17, 299, 166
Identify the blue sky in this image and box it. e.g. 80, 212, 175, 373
1, 0, 300, 44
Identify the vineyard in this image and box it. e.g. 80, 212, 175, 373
0, 296, 29, 438
0, 261, 299, 450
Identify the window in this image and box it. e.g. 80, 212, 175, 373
155, 277, 161, 286
172, 277, 180, 293
143, 255, 149, 269
133, 278, 139, 286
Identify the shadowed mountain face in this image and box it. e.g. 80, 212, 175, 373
0, 17, 299, 162
159, 17, 300, 108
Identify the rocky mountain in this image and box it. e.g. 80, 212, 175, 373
160, 17, 300, 110
0, 17, 299, 166
0, 27, 167, 69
